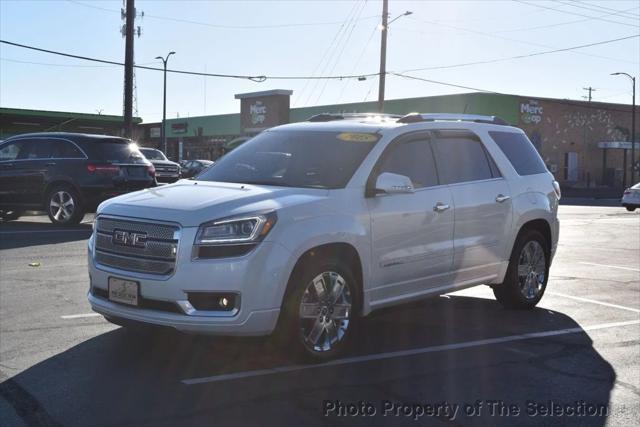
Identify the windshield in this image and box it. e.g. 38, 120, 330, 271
140, 148, 167, 161
197, 130, 378, 189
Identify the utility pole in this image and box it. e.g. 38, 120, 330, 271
377, 0, 388, 113
582, 86, 595, 102
612, 72, 637, 186
122, 0, 135, 138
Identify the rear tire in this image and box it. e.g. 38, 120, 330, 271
275, 257, 359, 362
45, 185, 84, 225
493, 229, 549, 309
626, 206, 636, 212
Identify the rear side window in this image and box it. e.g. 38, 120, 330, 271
93, 139, 145, 163
431, 137, 494, 184
378, 139, 438, 189
489, 131, 547, 176
51, 140, 85, 159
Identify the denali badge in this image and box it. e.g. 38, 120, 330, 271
112, 230, 147, 248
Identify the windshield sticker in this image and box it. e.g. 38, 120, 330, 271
337, 133, 379, 143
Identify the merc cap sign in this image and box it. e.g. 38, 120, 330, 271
235, 89, 293, 134
520, 100, 543, 124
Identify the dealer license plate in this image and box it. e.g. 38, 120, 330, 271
108, 277, 139, 306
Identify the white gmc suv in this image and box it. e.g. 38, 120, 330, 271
87, 113, 560, 360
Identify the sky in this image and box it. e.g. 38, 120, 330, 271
0, 0, 638, 123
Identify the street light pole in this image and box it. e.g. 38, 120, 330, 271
377, 6, 412, 113
612, 72, 636, 186
156, 51, 175, 156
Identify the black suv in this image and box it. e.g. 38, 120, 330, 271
0, 132, 156, 224
139, 148, 181, 183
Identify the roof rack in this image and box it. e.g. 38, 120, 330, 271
307, 112, 402, 122
397, 113, 510, 126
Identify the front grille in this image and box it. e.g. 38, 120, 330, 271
156, 166, 178, 173
94, 217, 179, 275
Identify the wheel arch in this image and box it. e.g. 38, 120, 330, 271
42, 179, 82, 205
282, 242, 365, 316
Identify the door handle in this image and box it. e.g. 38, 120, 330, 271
45, 162, 56, 166
496, 194, 511, 203
433, 202, 450, 212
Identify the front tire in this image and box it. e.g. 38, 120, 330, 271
494, 229, 549, 309
276, 257, 358, 362
626, 206, 636, 212
46, 185, 84, 225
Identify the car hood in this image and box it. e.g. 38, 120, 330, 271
98, 180, 329, 227
148, 159, 180, 167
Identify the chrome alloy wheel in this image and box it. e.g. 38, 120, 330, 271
299, 271, 352, 353
517, 241, 546, 300
49, 190, 75, 222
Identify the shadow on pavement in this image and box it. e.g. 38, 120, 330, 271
0, 217, 92, 250
0, 295, 616, 426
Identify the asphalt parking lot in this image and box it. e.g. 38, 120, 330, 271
0, 205, 638, 426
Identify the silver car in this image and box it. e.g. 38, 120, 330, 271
622, 182, 640, 211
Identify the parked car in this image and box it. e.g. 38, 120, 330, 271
180, 159, 214, 178
139, 148, 181, 183
87, 113, 560, 361
622, 182, 640, 211
0, 132, 156, 224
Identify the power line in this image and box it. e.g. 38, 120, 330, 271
67, 0, 379, 30
575, 0, 640, 17
513, 0, 640, 27
401, 34, 640, 73
3, 33, 637, 83
404, 16, 637, 65
301, 1, 363, 107
553, 0, 639, 20
313, 0, 368, 106
0, 39, 377, 81
493, 6, 640, 33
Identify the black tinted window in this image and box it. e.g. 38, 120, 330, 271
432, 138, 493, 184
0, 140, 28, 161
22, 140, 53, 159
94, 139, 146, 163
198, 130, 378, 189
379, 139, 438, 188
51, 140, 84, 158
489, 131, 547, 175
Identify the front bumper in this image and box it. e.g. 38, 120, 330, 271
87, 230, 291, 336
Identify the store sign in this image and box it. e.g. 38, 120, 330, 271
597, 141, 640, 150
250, 101, 267, 125
171, 123, 188, 134
150, 127, 161, 138
520, 100, 543, 124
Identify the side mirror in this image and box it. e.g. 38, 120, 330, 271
375, 172, 414, 195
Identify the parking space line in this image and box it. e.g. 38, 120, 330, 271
548, 291, 640, 314
181, 319, 640, 386
578, 261, 640, 272
61, 313, 101, 319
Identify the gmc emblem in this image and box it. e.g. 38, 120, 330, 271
112, 230, 147, 248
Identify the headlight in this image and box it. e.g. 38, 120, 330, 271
194, 212, 277, 245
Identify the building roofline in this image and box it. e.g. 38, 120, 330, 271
0, 107, 143, 124
234, 89, 293, 99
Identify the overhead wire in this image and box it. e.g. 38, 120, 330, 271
313, 0, 368, 106
66, 0, 379, 30
552, 0, 639, 20
512, 0, 640, 27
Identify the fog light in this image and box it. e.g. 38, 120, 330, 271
220, 297, 229, 308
